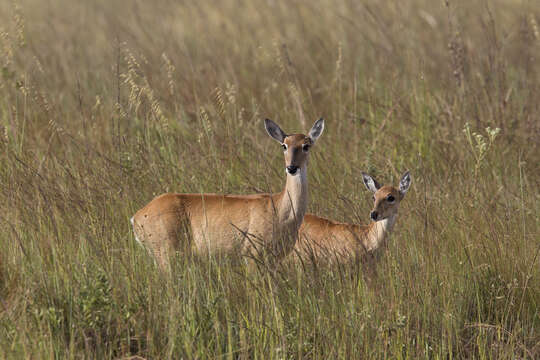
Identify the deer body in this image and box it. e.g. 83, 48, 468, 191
131, 119, 324, 269
295, 172, 411, 263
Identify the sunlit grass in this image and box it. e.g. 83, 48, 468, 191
0, 0, 538, 358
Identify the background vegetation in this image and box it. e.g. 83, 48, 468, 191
0, 0, 538, 358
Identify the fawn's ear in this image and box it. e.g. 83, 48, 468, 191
264, 119, 287, 143
362, 172, 380, 193
399, 171, 411, 197
308, 118, 325, 143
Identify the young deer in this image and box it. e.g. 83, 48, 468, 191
294, 171, 411, 263
131, 118, 324, 270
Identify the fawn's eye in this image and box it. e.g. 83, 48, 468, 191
372, 196, 376, 202
282, 144, 287, 151
302, 144, 310, 152
387, 195, 395, 202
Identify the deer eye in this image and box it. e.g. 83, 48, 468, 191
387, 195, 395, 203
372, 195, 376, 202
302, 144, 310, 152
282, 144, 287, 151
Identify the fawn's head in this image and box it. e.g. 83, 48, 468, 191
362, 171, 411, 221
264, 118, 325, 176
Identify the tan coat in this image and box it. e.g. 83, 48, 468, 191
131, 118, 325, 270
132, 169, 308, 268
294, 171, 411, 264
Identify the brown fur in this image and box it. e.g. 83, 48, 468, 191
131, 119, 324, 270
294, 178, 409, 264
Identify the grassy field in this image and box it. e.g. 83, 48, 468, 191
0, 0, 539, 358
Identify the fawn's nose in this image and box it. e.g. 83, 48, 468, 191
286, 166, 299, 175
370, 211, 378, 221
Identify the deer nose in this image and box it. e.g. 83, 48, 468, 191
286, 166, 299, 175
370, 211, 378, 221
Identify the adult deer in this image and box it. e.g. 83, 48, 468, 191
131, 118, 324, 270
295, 171, 411, 263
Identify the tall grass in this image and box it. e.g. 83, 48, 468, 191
0, 0, 538, 358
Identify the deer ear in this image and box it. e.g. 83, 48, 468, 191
264, 119, 286, 143
362, 172, 380, 193
308, 118, 325, 143
399, 171, 411, 196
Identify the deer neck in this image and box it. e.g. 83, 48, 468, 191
276, 166, 308, 227
363, 214, 397, 252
